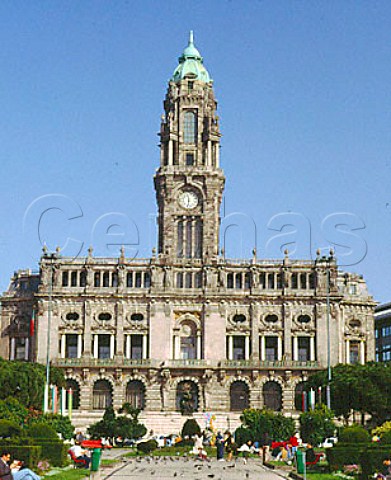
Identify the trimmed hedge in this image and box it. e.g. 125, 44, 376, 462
359, 445, 391, 480
326, 443, 368, 471
32, 440, 68, 467
137, 440, 158, 454
339, 425, 370, 444
26, 423, 58, 439
0, 444, 41, 468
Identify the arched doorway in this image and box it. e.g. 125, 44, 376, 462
125, 380, 145, 410
230, 381, 249, 411
66, 379, 80, 410
176, 380, 198, 414
93, 380, 113, 410
263, 381, 282, 411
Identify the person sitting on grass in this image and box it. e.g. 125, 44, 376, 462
10, 460, 41, 480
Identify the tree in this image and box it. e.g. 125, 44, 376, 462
299, 405, 336, 446
305, 363, 391, 426
240, 409, 295, 442
88, 405, 147, 442
0, 358, 65, 410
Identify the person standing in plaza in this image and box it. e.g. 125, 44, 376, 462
216, 432, 225, 461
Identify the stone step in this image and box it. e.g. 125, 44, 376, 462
70, 410, 242, 436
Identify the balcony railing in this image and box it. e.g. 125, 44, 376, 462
220, 359, 320, 369
52, 357, 155, 368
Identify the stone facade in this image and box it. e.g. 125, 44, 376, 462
0, 34, 376, 433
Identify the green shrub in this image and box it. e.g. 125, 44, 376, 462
240, 409, 295, 443
339, 425, 370, 444
38, 414, 75, 440
359, 445, 391, 479
137, 439, 158, 454
26, 422, 58, 439
0, 419, 23, 438
0, 444, 41, 468
326, 444, 365, 472
299, 405, 336, 446
181, 418, 201, 439
32, 440, 68, 467
379, 430, 391, 445
235, 426, 253, 445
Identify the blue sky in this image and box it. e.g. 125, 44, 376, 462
0, 1, 390, 302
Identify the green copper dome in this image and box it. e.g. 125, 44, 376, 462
171, 31, 212, 83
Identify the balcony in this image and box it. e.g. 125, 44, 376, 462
52, 357, 155, 368
163, 359, 209, 368
220, 359, 320, 369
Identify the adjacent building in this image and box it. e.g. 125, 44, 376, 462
374, 303, 391, 362
0, 33, 376, 432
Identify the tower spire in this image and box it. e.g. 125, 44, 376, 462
189, 30, 194, 45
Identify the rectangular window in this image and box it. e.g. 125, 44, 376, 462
62, 272, 69, 287
127, 272, 133, 288
15, 338, 27, 360
349, 341, 360, 364
185, 272, 192, 288
298, 337, 310, 362
71, 271, 77, 287
177, 220, 184, 258
135, 272, 142, 288
131, 335, 143, 359
194, 219, 202, 258
94, 272, 100, 287
176, 272, 183, 288
185, 221, 193, 258
195, 271, 203, 288
184, 111, 197, 144
233, 336, 245, 360
98, 335, 111, 359
66, 334, 78, 358
265, 336, 278, 361
186, 153, 194, 165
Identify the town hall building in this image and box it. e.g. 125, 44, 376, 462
0, 33, 376, 432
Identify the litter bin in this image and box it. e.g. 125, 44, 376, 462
296, 449, 305, 474
91, 448, 102, 471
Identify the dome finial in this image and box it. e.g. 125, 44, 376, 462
189, 30, 194, 45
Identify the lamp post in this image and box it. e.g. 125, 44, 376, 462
326, 259, 331, 409
44, 251, 57, 413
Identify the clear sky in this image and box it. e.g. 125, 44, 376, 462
0, 1, 390, 302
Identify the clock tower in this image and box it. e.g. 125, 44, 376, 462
154, 32, 225, 261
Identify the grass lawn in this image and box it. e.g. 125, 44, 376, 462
43, 469, 88, 480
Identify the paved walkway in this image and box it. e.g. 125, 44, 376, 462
101, 457, 288, 480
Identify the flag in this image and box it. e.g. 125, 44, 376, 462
30, 310, 35, 337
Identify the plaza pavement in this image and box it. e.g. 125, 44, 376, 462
100, 456, 288, 480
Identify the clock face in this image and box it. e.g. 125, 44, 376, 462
178, 191, 199, 209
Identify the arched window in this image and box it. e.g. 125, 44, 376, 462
235, 274, 242, 289
71, 271, 77, 287
259, 273, 266, 289
66, 379, 80, 410
263, 381, 282, 411
126, 272, 133, 288
176, 380, 198, 414
277, 273, 283, 289
177, 272, 183, 288
62, 272, 69, 287
230, 381, 249, 411
291, 273, 298, 289
93, 380, 112, 410
244, 273, 251, 289
94, 272, 100, 287
294, 382, 306, 411
144, 272, 151, 288
183, 111, 197, 144
194, 219, 203, 259
227, 273, 234, 289
103, 272, 110, 287
185, 272, 193, 288
268, 273, 275, 289
112, 272, 118, 287
309, 272, 316, 289
300, 273, 307, 289
126, 380, 145, 409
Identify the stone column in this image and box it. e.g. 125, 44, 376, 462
24, 338, 29, 361
110, 335, 115, 359
174, 335, 180, 360
116, 302, 124, 356
60, 334, 66, 358
283, 304, 292, 360
142, 334, 148, 359
207, 140, 212, 167
93, 334, 98, 358
277, 336, 283, 361
77, 334, 82, 358
293, 336, 298, 361
250, 303, 259, 360
228, 336, 233, 360
244, 336, 250, 360
126, 335, 131, 359
10, 338, 15, 360
260, 335, 265, 361
216, 144, 220, 168
168, 139, 173, 165
310, 336, 316, 362
83, 301, 92, 356
345, 339, 350, 363
196, 335, 202, 360
360, 341, 365, 364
